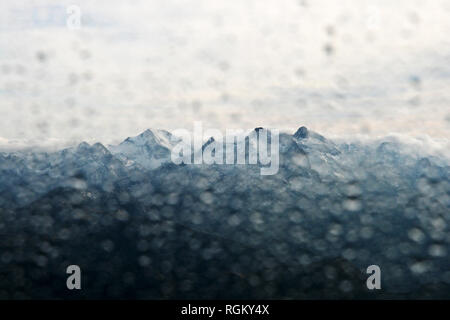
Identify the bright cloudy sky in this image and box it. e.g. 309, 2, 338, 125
1, 0, 450, 149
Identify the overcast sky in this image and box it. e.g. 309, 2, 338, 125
1, 0, 450, 152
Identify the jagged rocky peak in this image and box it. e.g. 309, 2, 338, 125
293, 126, 328, 143
74, 141, 110, 158
92, 142, 106, 148
140, 129, 157, 139
121, 128, 174, 148
124, 129, 153, 143
77, 141, 91, 150
293, 126, 309, 139
91, 142, 110, 154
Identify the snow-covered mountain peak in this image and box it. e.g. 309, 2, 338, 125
122, 129, 174, 149
110, 129, 178, 170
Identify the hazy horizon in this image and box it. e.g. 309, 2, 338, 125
1, 0, 450, 152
